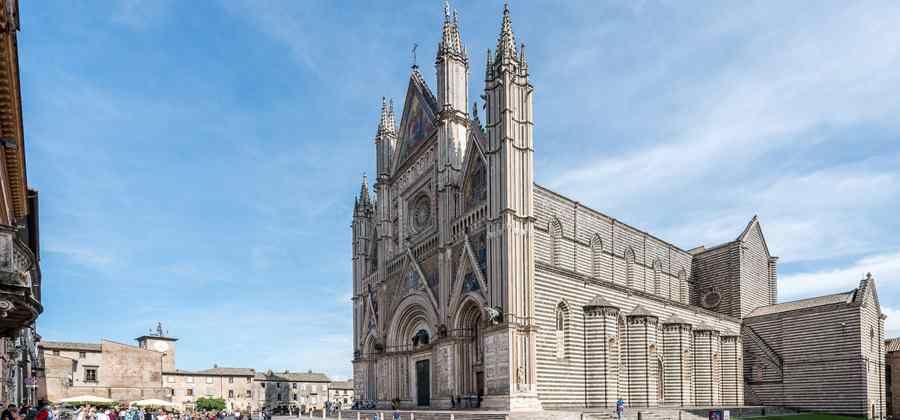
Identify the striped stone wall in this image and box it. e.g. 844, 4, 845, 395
534, 186, 692, 305
739, 225, 773, 318
662, 320, 693, 406
691, 244, 740, 318
534, 263, 742, 409
743, 296, 879, 416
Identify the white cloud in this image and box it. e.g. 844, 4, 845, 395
545, 2, 900, 265
779, 251, 900, 300
112, 0, 170, 30
884, 307, 900, 339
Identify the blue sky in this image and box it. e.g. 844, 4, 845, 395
21, 1, 900, 380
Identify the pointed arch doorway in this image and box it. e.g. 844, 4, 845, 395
456, 299, 485, 407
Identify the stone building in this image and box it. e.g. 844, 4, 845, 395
349, 2, 885, 416
328, 380, 354, 406
38, 328, 175, 402
164, 367, 258, 412
744, 275, 885, 417
40, 327, 334, 411
0, 0, 45, 407
884, 338, 900, 418
254, 370, 331, 412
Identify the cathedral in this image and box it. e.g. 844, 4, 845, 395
351, 3, 885, 416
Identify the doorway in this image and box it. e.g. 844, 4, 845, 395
416, 359, 431, 406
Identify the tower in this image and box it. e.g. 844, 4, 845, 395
374, 98, 396, 263
136, 322, 178, 372
483, 2, 540, 410
435, 1, 469, 169
351, 175, 375, 353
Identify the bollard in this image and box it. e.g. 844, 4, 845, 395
356, 413, 360, 420
322, 409, 326, 419
410, 413, 414, 420
450, 414, 454, 420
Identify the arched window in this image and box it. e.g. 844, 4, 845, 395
624, 248, 636, 288
555, 301, 568, 359
591, 234, 603, 277
678, 269, 688, 304
870, 326, 876, 353
653, 259, 663, 296
550, 218, 563, 267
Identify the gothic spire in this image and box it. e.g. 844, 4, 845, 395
359, 173, 370, 206
439, 0, 464, 58
377, 97, 395, 136
495, 1, 517, 61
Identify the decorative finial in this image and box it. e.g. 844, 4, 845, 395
866, 272, 873, 280
411, 43, 418, 68
496, 0, 517, 59
444, 0, 451, 20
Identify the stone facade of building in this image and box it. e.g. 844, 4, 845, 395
254, 370, 331, 412
0, 0, 45, 407
164, 367, 257, 412
39, 327, 341, 412
328, 380, 354, 406
38, 334, 173, 402
349, 2, 885, 416
885, 338, 900, 418
744, 276, 885, 417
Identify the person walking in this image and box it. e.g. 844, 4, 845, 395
615, 398, 625, 420
2, 404, 17, 420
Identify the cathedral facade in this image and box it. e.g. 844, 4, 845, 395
350, 3, 884, 416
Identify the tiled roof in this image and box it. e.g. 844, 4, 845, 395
39, 341, 101, 352
163, 367, 255, 376
197, 367, 256, 376
747, 291, 854, 317
886, 337, 900, 353
257, 371, 331, 383
330, 380, 353, 390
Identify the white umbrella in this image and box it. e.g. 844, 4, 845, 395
58, 395, 115, 405
130, 399, 177, 408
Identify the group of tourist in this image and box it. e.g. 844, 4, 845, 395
0, 401, 52, 420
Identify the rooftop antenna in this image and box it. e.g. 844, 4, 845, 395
411, 43, 419, 68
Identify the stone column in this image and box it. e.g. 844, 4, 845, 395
662, 315, 693, 406
626, 305, 659, 407
693, 322, 721, 406
720, 331, 743, 406
583, 296, 620, 408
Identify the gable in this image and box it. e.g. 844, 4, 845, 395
738, 216, 771, 257
393, 70, 439, 170
460, 129, 488, 212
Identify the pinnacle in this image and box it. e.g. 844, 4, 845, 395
439, 0, 464, 57
359, 173, 370, 205
378, 97, 395, 135
496, 0, 517, 60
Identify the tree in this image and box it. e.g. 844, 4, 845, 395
195, 397, 227, 411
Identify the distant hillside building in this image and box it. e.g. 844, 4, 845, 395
349, 2, 885, 417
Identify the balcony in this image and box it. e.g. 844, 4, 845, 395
0, 226, 41, 337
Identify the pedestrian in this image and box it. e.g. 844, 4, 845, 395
2, 404, 16, 420
35, 402, 50, 420
615, 398, 625, 420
